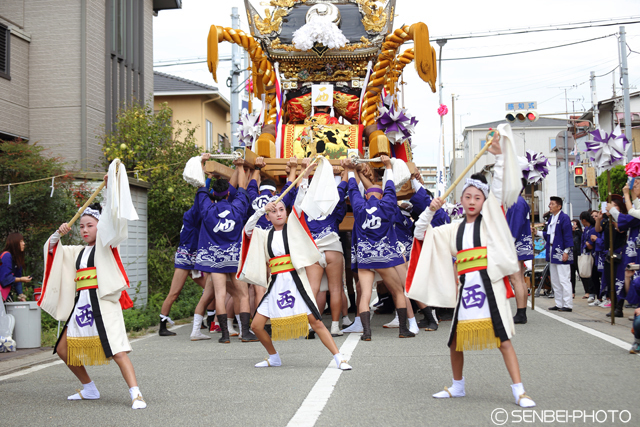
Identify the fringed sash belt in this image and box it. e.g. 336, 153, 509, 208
75, 267, 98, 291
269, 255, 294, 275
455, 247, 488, 276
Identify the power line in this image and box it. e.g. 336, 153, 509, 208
429, 16, 640, 41
442, 34, 616, 61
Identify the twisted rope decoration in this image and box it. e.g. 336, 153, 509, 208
207, 26, 277, 124
360, 23, 437, 126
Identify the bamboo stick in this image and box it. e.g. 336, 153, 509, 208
273, 156, 321, 206
68, 159, 120, 227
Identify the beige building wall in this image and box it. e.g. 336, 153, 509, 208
0, 27, 29, 139
154, 95, 230, 151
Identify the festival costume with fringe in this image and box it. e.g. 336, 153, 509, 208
40, 232, 133, 365
238, 207, 322, 341
407, 155, 519, 351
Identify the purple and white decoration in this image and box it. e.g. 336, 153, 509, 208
518, 150, 550, 184
584, 126, 629, 170
235, 109, 262, 147
377, 95, 418, 144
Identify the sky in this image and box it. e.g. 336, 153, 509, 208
153, 0, 640, 166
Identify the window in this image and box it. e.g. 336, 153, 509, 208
0, 23, 10, 80
550, 137, 556, 151
206, 120, 213, 151
480, 139, 486, 151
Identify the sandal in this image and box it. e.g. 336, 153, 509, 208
17, 294, 27, 302
582, 294, 590, 299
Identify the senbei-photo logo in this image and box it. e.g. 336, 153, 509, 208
491, 408, 631, 425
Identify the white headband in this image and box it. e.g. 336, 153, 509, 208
259, 185, 276, 193
461, 178, 489, 199
82, 207, 101, 221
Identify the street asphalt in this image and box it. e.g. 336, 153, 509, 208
1, 296, 639, 427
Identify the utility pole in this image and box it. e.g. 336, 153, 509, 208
590, 71, 600, 210
230, 7, 241, 148
451, 93, 456, 201
620, 26, 634, 159
437, 39, 447, 198
564, 89, 571, 215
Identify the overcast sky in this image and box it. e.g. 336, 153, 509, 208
153, 0, 640, 165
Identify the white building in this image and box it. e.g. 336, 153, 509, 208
455, 118, 568, 219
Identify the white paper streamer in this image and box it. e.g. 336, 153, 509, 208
7, 184, 10, 205
50, 177, 55, 197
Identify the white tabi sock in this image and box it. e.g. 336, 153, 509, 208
408, 317, 419, 334
129, 386, 147, 409
227, 318, 239, 336
433, 377, 465, 398
511, 383, 535, 407
341, 316, 362, 333
342, 316, 352, 327
333, 353, 352, 370
192, 314, 203, 335
68, 381, 100, 400
255, 352, 282, 368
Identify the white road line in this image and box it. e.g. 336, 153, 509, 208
0, 324, 190, 381
528, 301, 636, 352
0, 360, 64, 382
287, 333, 361, 427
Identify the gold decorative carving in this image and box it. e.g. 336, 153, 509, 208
279, 59, 369, 82
254, 9, 288, 35
269, 0, 305, 7
357, 0, 388, 33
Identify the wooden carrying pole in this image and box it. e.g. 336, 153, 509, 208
441, 130, 497, 201
67, 160, 120, 227
608, 170, 615, 325
273, 156, 322, 206
530, 184, 536, 310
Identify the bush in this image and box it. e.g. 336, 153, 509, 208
596, 165, 627, 200
0, 140, 85, 282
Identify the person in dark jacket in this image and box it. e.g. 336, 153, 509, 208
571, 220, 583, 298
1, 233, 32, 302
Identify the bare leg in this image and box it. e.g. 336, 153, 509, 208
395, 262, 414, 317
112, 352, 138, 388
341, 290, 349, 317
254, 285, 266, 308
211, 273, 229, 315
498, 340, 522, 384
230, 275, 251, 313
249, 285, 256, 314
449, 335, 464, 381
160, 269, 191, 316
195, 275, 216, 315
226, 296, 235, 318
325, 251, 345, 322
309, 316, 339, 355
316, 291, 327, 314
56, 330, 91, 384
376, 267, 407, 309
511, 261, 528, 309
357, 269, 375, 313
305, 262, 324, 299
251, 313, 276, 355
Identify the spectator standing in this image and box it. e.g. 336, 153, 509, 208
539, 197, 574, 312
1, 233, 31, 302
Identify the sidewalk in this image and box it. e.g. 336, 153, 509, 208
0, 347, 57, 376
531, 288, 635, 345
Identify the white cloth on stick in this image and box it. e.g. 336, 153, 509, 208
183, 156, 205, 188
496, 123, 523, 209
97, 160, 139, 248
300, 157, 339, 220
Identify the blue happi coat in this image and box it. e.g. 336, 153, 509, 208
506, 195, 534, 261
348, 177, 404, 269
174, 202, 202, 270
543, 211, 574, 264
247, 180, 297, 231
394, 208, 413, 257
409, 186, 450, 227
194, 187, 250, 273
305, 181, 348, 241
614, 213, 640, 299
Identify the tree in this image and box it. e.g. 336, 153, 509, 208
0, 140, 85, 279
596, 165, 627, 200
100, 102, 201, 247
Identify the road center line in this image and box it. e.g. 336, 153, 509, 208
287, 332, 361, 427
528, 301, 637, 353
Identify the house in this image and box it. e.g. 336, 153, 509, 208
153, 71, 231, 152
0, 0, 182, 306
457, 118, 569, 218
